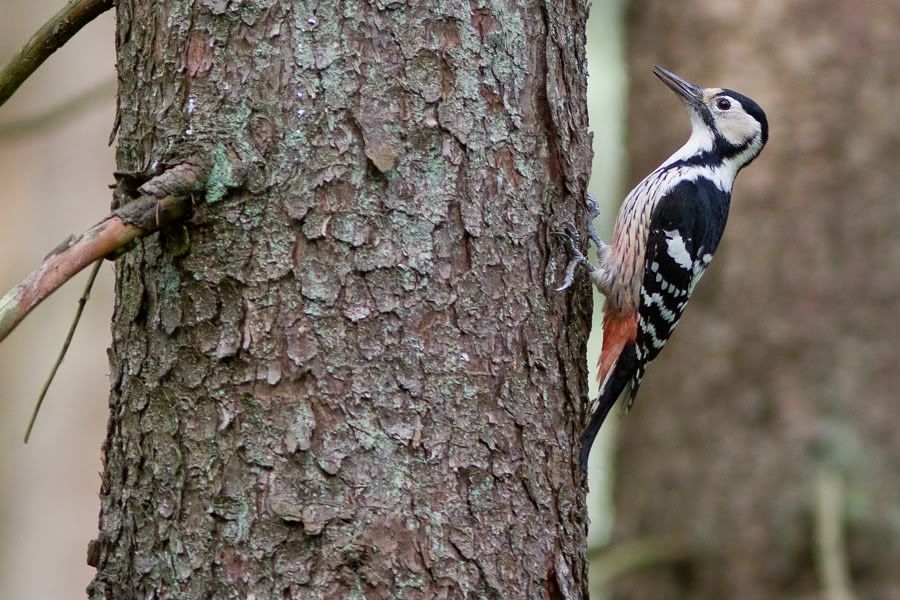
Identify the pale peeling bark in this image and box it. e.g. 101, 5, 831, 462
88, 1, 593, 598
614, 2, 900, 599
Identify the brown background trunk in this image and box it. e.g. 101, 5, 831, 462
88, 1, 593, 597
614, 2, 900, 599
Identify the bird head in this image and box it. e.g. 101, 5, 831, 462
653, 65, 768, 170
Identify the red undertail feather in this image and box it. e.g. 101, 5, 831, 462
597, 310, 638, 391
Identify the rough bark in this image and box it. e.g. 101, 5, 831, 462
614, 2, 900, 599
88, 1, 593, 598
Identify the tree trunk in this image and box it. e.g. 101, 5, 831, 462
88, 1, 593, 598
614, 3, 900, 599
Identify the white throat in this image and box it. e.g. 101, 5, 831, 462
662, 121, 715, 168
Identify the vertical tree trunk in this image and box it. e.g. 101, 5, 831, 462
615, 3, 900, 599
88, 1, 593, 597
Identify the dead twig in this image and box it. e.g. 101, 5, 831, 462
0, 195, 190, 345
0, 153, 238, 349
0, 0, 114, 109
24, 259, 103, 443
815, 470, 857, 600
588, 536, 695, 587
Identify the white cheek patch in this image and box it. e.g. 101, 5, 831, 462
718, 112, 759, 146
664, 230, 692, 269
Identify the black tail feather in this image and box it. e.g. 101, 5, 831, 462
579, 344, 638, 473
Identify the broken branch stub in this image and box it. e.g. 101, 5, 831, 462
0, 195, 189, 344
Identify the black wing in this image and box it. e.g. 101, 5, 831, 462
626, 179, 729, 408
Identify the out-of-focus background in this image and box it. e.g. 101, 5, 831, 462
0, 2, 114, 598
3, 1, 900, 598
591, 2, 900, 599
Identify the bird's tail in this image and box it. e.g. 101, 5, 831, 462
580, 310, 638, 471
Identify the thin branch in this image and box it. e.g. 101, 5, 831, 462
0, 78, 115, 141
0, 0, 114, 109
0, 195, 190, 345
815, 470, 857, 600
588, 537, 694, 587
24, 259, 103, 443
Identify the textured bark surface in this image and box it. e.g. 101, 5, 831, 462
88, 1, 593, 598
614, 3, 900, 599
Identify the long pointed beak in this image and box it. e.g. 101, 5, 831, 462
653, 66, 703, 105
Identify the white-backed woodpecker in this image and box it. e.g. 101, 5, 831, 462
558, 66, 769, 471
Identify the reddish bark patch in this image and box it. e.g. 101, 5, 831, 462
545, 556, 564, 599
471, 7, 500, 40
186, 31, 213, 77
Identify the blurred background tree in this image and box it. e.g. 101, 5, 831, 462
612, 2, 900, 599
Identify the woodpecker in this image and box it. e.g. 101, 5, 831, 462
559, 66, 768, 471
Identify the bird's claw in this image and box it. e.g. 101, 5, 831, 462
555, 258, 582, 292
555, 193, 609, 292
554, 227, 590, 292
585, 193, 606, 252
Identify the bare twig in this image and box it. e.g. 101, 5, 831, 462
0, 0, 114, 109
0, 78, 115, 141
24, 259, 103, 443
588, 537, 694, 586
815, 470, 857, 600
0, 153, 238, 348
0, 195, 190, 345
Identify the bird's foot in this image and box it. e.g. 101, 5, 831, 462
555, 227, 590, 292
555, 193, 611, 292
585, 193, 606, 252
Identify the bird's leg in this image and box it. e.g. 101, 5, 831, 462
555, 229, 591, 292
584, 193, 608, 255
556, 193, 613, 295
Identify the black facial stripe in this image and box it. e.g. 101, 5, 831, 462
716, 134, 748, 159
664, 148, 732, 169
697, 104, 717, 130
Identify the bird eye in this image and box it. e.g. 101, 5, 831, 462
716, 98, 732, 111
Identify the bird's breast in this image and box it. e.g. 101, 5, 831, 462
603, 171, 671, 312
